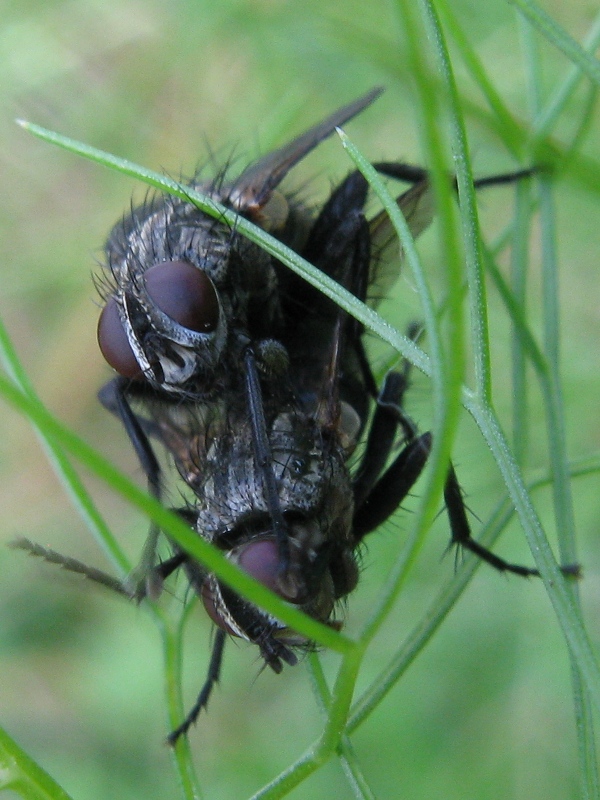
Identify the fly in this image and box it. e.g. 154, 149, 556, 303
12, 88, 578, 744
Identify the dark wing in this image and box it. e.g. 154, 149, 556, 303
368, 179, 434, 303
226, 87, 383, 213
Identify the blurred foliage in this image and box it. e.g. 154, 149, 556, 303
1, 1, 599, 799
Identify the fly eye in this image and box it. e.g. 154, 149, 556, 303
97, 260, 220, 379
144, 260, 219, 333
201, 581, 238, 636
236, 539, 301, 603
97, 296, 143, 378
237, 539, 281, 595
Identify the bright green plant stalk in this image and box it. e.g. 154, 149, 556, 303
306, 655, 375, 800
436, 0, 526, 158
0, 726, 74, 800
384, 0, 465, 661
520, 16, 598, 798
509, 180, 532, 464
159, 603, 204, 800
509, 0, 600, 86
418, 0, 495, 404
0, 302, 130, 578
533, 11, 600, 140
429, 0, 600, 725
336, 136, 440, 647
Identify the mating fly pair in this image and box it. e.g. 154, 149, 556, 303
14, 87, 571, 744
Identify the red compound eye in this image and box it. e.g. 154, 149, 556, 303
236, 539, 303, 604
201, 581, 238, 635
144, 260, 219, 333
97, 296, 142, 378
201, 539, 300, 637
97, 261, 219, 377
237, 539, 282, 595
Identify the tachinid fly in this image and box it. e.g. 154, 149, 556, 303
13, 88, 578, 744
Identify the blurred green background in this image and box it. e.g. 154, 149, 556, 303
1, 1, 599, 798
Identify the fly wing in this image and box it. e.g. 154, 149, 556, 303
368, 179, 434, 303
226, 87, 383, 213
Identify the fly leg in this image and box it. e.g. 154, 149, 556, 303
9, 541, 186, 595
443, 467, 579, 577
351, 345, 578, 577
242, 347, 290, 572
351, 368, 430, 540
373, 161, 535, 191
166, 574, 298, 745
98, 376, 164, 597
166, 628, 227, 745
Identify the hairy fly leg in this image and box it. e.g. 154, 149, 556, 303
442, 467, 579, 577
166, 572, 300, 745
351, 352, 578, 577
373, 161, 535, 192
175, 556, 299, 744
242, 346, 290, 571
9, 540, 187, 596
98, 376, 165, 597
166, 628, 227, 745
351, 369, 431, 539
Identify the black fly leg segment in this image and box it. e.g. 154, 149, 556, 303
373, 161, 535, 192
97, 377, 163, 502
444, 467, 575, 576
242, 346, 290, 572
352, 370, 413, 510
166, 628, 227, 745
98, 376, 164, 597
352, 371, 431, 540
352, 356, 576, 577
443, 467, 542, 577
166, 583, 296, 744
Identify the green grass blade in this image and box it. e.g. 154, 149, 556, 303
436, 0, 526, 158
534, 11, 600, 139
0, 313, 130, 576
419, 0, 493, 403
508, 181, 533, 464
522, 18, 599, 794
158, 611, 204, 800
0, 726, 74, 800
509, 0, 600, 85
306, 656, 375, 800
464, 398, 600, 709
